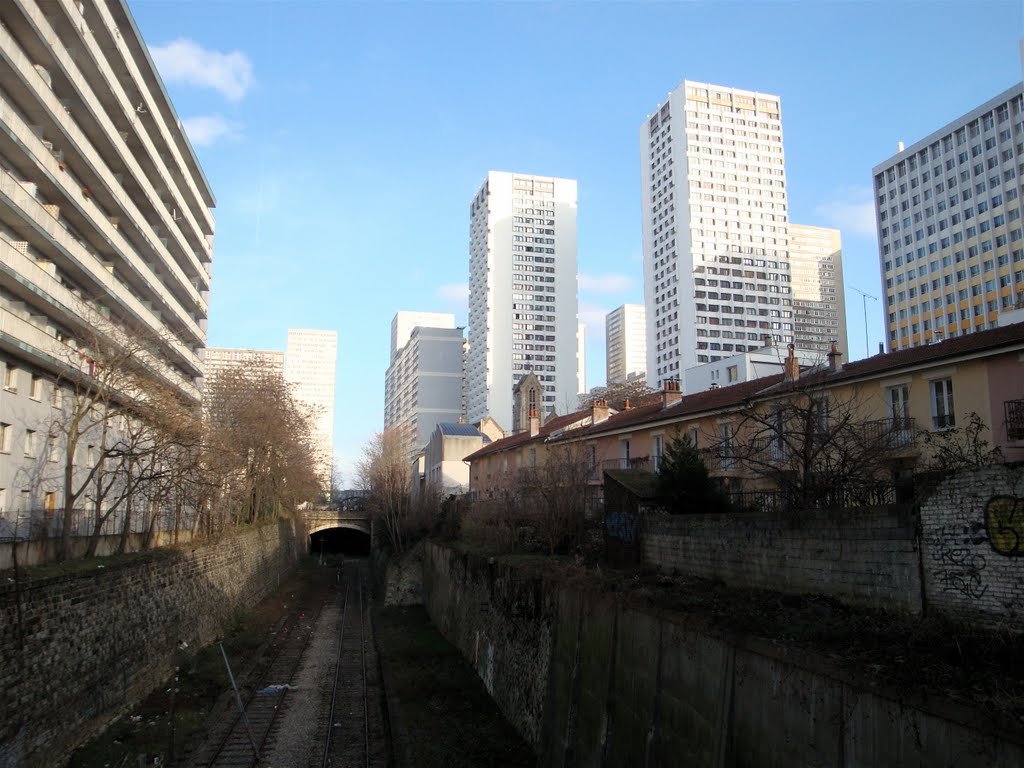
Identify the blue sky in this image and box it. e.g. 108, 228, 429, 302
131, 0, 1023, 483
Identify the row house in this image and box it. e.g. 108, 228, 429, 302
465, 322, 1024, 501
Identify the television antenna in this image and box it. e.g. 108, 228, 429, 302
850, 286, 878, 358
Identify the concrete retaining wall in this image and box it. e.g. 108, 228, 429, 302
642, 505, 922, 614
0, 519, 304, 768
423, 541, 1024, 767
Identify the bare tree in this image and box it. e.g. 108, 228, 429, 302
518, 443, 591, 554
917, 411, 1003, 474
725, 386, 903, 512
49, 325, 175, 560
577, 378, 654, 411
202, 364, 322, 533
357, 426, 412, 554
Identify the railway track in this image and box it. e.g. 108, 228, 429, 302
191, 578, 327, 767
321, 561, 371, 767
186, 559, 383, 767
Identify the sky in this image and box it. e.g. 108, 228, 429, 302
129, 0, 1024, 484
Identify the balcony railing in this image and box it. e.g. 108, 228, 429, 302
861, 417, 917, 449
1007, 400, 1024, 441
598, 456, 653, 473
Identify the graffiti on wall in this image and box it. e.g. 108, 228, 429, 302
606, 511, 638, 544
985, 496, 1024, 557
930, 523, 989, 600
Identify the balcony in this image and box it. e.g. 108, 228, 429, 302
1006, 400, 1024, 441
589, 456, 654, 480
861, 417, 917, 449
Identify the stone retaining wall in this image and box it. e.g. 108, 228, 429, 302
0, 518, 304, 768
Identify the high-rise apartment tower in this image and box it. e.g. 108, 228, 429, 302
789, 225, 847, 356
640, 81, 793, 386
466, 172, 579, 429
384, 312, 465, 453
605, 304, 647, 385
873, 83, 1024, 350
285, 329, 337, 488
0, 0, 214, 516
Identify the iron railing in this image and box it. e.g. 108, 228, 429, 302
860, 417, 917, 448
727, 484, 896, 513
1006, 399, 1024, 441
0, 506, 193, 543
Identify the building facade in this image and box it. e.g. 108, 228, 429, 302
789, 224, 847, 357
391, 311, 455, 358
203, 347, 284, 380
605, 303, 647, 385
0, 0, 214, 520
873, 83, 1024, 351
285, 329, 337, 488
466, 171, 579, 428
383, 320, 465, 452
641, 81, 792, 388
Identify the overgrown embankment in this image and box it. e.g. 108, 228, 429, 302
0, 519, 304, 768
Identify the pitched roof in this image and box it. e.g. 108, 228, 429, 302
462, 407, 596, 462
551, 321, 1024, 442
790, 320, 1024, 388
437, 422, 485, 438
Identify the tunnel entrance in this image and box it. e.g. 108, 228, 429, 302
310, 526, 370, 557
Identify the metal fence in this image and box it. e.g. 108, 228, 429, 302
726, 483, 898, 514
0, 505, 195, 543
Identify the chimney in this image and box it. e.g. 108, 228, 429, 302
662, 378, 682, 408
623, 399, 632, 410
529, 408, 540, 437
783, 343, 800, 383
710, 383, 719, 390
878, 342, 885, 355
827, 340, 843, 372
762, 333, 774, 349
592, 399, 610, 423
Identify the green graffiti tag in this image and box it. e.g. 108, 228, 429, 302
985, 496, 1024, 557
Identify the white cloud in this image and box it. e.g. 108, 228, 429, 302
814, 186, 878, 239
578, 300, 609, 335
436, 282, 469, 303
152, 39, 253, 101
578, 272, 634, 294
182, 115, 237, 146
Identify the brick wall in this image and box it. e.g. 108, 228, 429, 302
919, 464, 1024, 625
642, 506, 922, 613
0, 519, 304, 768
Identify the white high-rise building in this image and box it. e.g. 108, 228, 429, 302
789, 225, 847, 357
285, 329, 337, 488
640, 81, 792, 388
391, 311, 455, 358
605, 304, 647, 385
384, 315, 465, 453
466, 172, 579, 427
577, 323, 587, 396
0, 0, 214, 520
204, 348, 284, 380
873, 84, 1024, 351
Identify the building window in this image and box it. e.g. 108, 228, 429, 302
24, 429, 36, 458
0, 422, 11, 453
931, 378, 955, 430
30, 375, 42, 400
3, 366, 17, 392
727, 365, 738, 383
